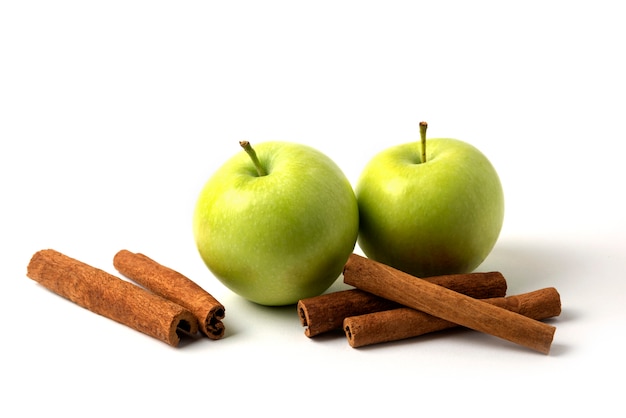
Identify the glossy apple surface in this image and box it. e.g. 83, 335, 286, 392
356, 133, 504, 277
193, 141, 359, 306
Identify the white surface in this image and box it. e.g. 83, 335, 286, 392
2, 1, 625, 416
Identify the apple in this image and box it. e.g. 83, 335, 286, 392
355, 122, 504, 277
193, 141, 359, 306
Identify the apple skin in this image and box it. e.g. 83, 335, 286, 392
356, 138, 504, 277
193, 141, 359, 306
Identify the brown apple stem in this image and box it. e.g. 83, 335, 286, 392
419, 121, 428, 163
239, 141, 267, 176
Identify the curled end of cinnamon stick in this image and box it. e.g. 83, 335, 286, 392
297, 300, 314, 337
344, 323, 355, 346
170, 310, 200, 347
203, 305, 226, 339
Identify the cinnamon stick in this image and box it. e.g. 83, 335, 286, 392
344, 287, 561, 348
26, 249, 198, 347
298, 269, 507, 337
113, 250, 225, 339
343, 254, 557, 354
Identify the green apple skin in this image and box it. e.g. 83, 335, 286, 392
193, 141, 359, 306
356, 138, 504, 277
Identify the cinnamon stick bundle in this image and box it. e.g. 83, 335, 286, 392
298, 269, 507, 337
343, 254, 557, 354
113, 250, 225, 339
344, 287, 561, 348
26, 249, 198, 347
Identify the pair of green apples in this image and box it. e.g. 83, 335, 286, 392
192, 123, 505, 306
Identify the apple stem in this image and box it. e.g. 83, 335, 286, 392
419, 121, 428, 163
239, 141, 267, 176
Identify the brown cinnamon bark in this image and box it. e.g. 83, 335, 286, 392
113, 250, 225, 339
343, 254, 557, 354
298, 268, 507, 337
344, 287, 561, 348
26, 249, 198, 347
299, 289, 399, 337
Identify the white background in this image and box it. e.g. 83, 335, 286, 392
2, 1, 625, 416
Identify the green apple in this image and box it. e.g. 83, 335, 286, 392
193, 141, 359, 306
356, 122, 504, 277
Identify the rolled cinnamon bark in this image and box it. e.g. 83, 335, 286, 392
298, 266, 507, 337
298, 289, 400, 337
344, 287, 561, 348
113, 250, 225, 339
343, 254, 557, 354
26, 249, 198, 347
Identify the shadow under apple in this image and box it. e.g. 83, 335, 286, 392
478, 238, 583, 296
216, 292, 303, 339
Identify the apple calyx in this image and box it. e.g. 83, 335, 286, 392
239, 141, 267, 177
419, 121, 428, 163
